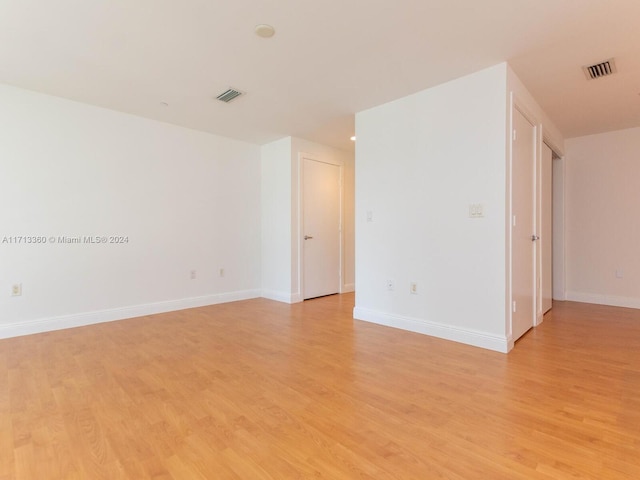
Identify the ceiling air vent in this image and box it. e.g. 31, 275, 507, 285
216, 88, 244, 103
582, 59, 617, 80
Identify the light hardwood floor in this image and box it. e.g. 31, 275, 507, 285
1, 294, 639, 479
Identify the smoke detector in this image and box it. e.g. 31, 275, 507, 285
216, 88, 244, 103
582, 59, 617, 80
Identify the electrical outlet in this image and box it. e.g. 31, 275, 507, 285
387, 279, 394, 291
410, 282, 417, 294
11, 284, 22, 296
190, 270, 196, 280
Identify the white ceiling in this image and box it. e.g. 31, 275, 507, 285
1, 0, 639, 151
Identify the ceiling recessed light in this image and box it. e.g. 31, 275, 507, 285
350, 136, 356, 141
255, 24, 275, 38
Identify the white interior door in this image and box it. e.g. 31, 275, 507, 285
303, 158, 340, 300
512, 109, 536, 341
541, 143, 553, 314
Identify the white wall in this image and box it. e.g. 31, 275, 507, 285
354, 64, 510, 352
0, 84, 262, 337
506, 66, 565, 156
261, 137, 293, 301
261, 136, 355, 303
565, 127, 640, 308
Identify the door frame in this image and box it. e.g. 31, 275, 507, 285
296, 153, 344, 300
539, 142, 554, 315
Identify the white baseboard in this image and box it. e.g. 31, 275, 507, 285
341, 283, 355, 293
353, 306, 511, 353
565, 291, 640, 310
261, 289, 303, 304
0, 289, 262, 340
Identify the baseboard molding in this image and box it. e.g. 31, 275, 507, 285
565, 291, 640, 310
353, 306, 511, 353
261, 290, 303, 304
341, 283, 355, 293
0, 289, 262, 340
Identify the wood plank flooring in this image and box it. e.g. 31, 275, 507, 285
1, 294, 639, 479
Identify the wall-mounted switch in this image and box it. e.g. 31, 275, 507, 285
11, 284, 22, 296
469, 204, 484, 218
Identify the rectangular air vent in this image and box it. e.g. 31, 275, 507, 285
582, 59, 617, 80
216, 88, 243, 103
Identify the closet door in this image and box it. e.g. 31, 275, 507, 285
512, 108, 536, 342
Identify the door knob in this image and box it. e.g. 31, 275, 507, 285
531, 235, 540, 241
304, 235, 313, 240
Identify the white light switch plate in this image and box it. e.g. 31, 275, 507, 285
469, 203, 484, 218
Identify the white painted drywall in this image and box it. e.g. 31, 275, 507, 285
261, 137, 294, 302
565, 127, 640, 308
506, 66, 565, 156
0, 84, 262, 337
354, 63, 510, 352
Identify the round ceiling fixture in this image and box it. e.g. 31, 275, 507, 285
255, 24, 275, 38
